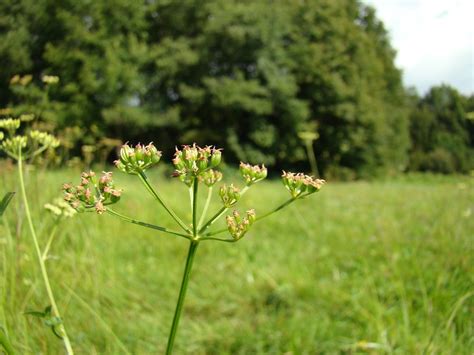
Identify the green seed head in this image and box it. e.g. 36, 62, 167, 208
226, 208, 256, 240
173, 144, 223, 185
219, 184, 241, 207
239, 162, 267, 185
281, 171, 325, 198
115, 143, 162, 174
200, 169, 223, 187
63, 171, 123, 214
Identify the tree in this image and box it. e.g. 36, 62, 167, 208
1, 0, 411, 177
409, 85, 473, 173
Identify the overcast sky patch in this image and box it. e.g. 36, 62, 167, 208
362, 0, 473, 95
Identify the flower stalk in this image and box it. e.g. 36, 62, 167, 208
18, 150, 74, 355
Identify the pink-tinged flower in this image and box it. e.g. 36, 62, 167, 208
281, 171, 325, 198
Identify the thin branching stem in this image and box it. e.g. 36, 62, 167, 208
137, 171, 191, 234
18, 150, 74, 355
42, 221, 59, 261
197, 186, 212, 230
198, 185, 250, 234
106, 209, 191, 240
254, 197, 296, 222
202, 197, 297, 237
199, 236, 236, 243
192, 179, 198, 237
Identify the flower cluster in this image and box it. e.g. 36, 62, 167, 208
29, 130, 60, 149
63, 171, 122, 214
0, 136, 27, 155
281, 171, 325, 198
42, 75, 60, 84
200, 169, 223, 187
44, 198, 76, 219
173, 144, 222, 186
239, 162, 267, 185
0, 118, 60, 160
219, 184, 240, 207
10, 74, 32, 86
0, 118, 21, 135
226, 209, 256, 240
115, 143, 162, 174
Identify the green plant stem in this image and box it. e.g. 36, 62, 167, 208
166, 241, 199, 354
137, 171, 191, 234
192, 179, 198, 236
199, 236, 236, 243
197, 187, 212, 230
17, 152, 74, 355
42, 222, 59, 261
203, 197, 297, 237
106, 209, 191, 240
255, 197, 296, 221
304, 140, 319, 178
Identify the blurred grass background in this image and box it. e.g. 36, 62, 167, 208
1, 167, 473, 353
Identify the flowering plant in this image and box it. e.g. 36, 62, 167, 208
64, 142, 324, 353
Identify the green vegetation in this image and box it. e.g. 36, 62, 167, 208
408, 85, 474, 174
0, 0, 411, 177
1, 168, 472, 353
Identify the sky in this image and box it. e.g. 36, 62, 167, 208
362, 0, 473, 96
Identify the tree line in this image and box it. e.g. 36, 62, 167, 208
0, 0, 472, 177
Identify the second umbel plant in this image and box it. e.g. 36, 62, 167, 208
63, 142, 325, 354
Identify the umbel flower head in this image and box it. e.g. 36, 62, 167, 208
0, 117, 60, 160
226, 209, 256, 240
200, 169, 223, 187
281, 171, 325, 198
115, 143, 162, 174
219, 184, 240, 207
44, 198, 76, 219
239, 162, 267, 185
173, 144, 222, 186
63, 171, 122, 214
0, 118, 20, 135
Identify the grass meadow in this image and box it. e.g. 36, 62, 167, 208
1, 166, 473, 354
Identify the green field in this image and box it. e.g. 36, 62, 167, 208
1, 168, 473, 354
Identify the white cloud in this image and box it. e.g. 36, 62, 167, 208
362, 0, 473, 95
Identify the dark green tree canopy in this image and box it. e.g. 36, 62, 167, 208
1, 0, 412, 177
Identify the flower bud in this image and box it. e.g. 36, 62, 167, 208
219, 184, 241, 207
239, 162, 267, 185
115, 142, 162, 174
210, 148, 222, 167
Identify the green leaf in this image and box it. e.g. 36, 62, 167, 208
24, 305, 63, 340
0, 326, 15, 355
0, 193, 15, 216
